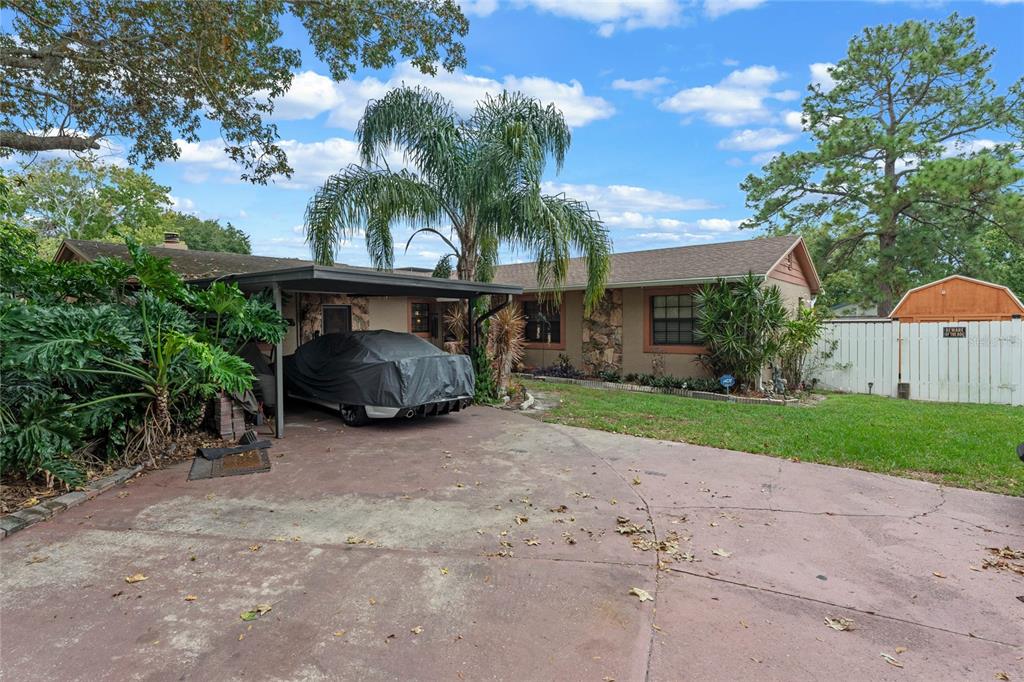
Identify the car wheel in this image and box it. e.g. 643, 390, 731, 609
339, 404, 369, 427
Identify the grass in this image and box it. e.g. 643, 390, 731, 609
524, 379, 1024, 496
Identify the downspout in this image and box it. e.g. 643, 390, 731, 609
272, 282, 285, 439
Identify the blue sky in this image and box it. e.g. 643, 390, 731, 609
144, 1, 1024, 267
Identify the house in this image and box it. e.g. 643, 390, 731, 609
54, 235, 522, 437
889, 275, 1024, 323
492, 235, 821, 377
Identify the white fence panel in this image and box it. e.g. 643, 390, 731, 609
810, 318, 1023, 406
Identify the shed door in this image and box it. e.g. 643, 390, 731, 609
322, 305, 352, 334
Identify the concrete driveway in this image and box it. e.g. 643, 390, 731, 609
1, 405, 1022, 681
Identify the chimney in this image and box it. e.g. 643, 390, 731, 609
162, 232, 188, 250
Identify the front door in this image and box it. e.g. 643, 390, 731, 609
322, 304, 352, 335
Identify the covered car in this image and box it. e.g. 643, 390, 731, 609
284, 330, 474, 425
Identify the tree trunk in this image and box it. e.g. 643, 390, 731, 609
876, 230, 898, 316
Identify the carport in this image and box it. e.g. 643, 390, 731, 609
191, 264, 522, 438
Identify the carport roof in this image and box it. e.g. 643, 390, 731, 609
191, 264, 522, 298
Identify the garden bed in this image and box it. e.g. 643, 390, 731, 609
518, 373, 800, 406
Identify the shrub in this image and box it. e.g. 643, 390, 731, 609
597, 369, 621, 383
777, 305, 829, 391
532, 353, 583, 379
696, 274, 787, 389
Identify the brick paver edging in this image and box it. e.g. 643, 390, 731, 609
518, 374, 799, 407
0, 465, 143, 540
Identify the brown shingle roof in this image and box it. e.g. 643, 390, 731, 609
57, 239, 317, 280
493, 235, 809, 291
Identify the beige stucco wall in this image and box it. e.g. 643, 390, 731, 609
367, 296, 410, 332
766, 276, 813, 312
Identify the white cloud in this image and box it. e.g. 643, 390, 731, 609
542, 181, 716, 213
169, 195, 196, 214
696, 218, 743, 231
782, 110, 805, 131
175, 136, 398, 189
810, 62, 837, 93
659, 65, 794, 126
611, 76, 672, 95
722, 58, 740, 67
481, 0, 682, 34
272, 62, 614, 129
704, 0, 765, 18
718, 127, 798, 151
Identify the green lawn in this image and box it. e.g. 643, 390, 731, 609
524, 380, 1024, 496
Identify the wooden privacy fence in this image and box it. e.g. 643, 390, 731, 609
810, 318, 1024, 406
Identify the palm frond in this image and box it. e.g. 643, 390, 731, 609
357, 85, 464, 188
304, 166, 446, 267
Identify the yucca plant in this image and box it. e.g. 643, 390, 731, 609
696, 274, 787, 390
488, 302, 526, 395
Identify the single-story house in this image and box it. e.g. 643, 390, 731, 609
56, 232, 820, 391
54, 235, 522, 436
492, 234, 821, 377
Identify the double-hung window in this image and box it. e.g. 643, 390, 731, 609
651, 294, 701, 345
522, 300, 561, 345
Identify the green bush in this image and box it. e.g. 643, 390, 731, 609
696, 274, 787, 389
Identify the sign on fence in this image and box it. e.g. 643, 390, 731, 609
810, 318, 1023, 406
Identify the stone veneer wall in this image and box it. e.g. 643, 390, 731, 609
298, 293, 371, 345
581, 289, 623, 373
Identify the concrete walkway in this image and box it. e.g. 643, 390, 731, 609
1, 405, 1021, 681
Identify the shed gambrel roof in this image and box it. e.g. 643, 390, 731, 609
493, 235, 820, 293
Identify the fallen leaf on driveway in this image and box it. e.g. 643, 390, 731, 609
524, 537, 540, 546
515, 515, 529, 525
824, 616, 854, 631
26, 555, 48, 565
932, 571, 947, 579
880, 653, 904, 668
125, 573, 148, 584
440, 567, 449, 575
632, 476, 641, 485
368, 597, 377, 605
240, 603, 272, 621
333, 630, 346, 637
711, 548, 732, 558
184, 595, 198, 602
249, 544, 261, 552
628, 587, 654, 602
411, 626, 423, 635
995, 672, 1009, 680
894, 646, 907, 654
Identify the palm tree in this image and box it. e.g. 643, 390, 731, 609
304, 86, 611, 312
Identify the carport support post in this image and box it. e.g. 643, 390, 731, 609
467, 295, 477, 355
272, 282, 284, 439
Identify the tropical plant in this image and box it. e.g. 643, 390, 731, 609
487, 303, 526, 394
741, 14, 1024, 315
0, 232, 286, 486
696, 274, 787, 389
304, 86, 612, 312
2, 0, 468, 182
777, 305, 829, 390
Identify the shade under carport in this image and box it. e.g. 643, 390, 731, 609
190, 264, 523, 438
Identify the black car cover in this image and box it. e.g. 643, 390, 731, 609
284, 330, 474, 408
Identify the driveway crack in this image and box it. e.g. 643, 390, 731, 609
663, 566, 1021, 648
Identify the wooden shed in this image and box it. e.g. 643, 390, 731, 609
889, 275, 1024, 322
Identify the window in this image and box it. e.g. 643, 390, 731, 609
523, 300, 561, 345
322, 305, 351, 335
651, 294, 700, 345
410, 302, 430, 334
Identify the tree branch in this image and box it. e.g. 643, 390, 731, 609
0, 130, 101, 152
